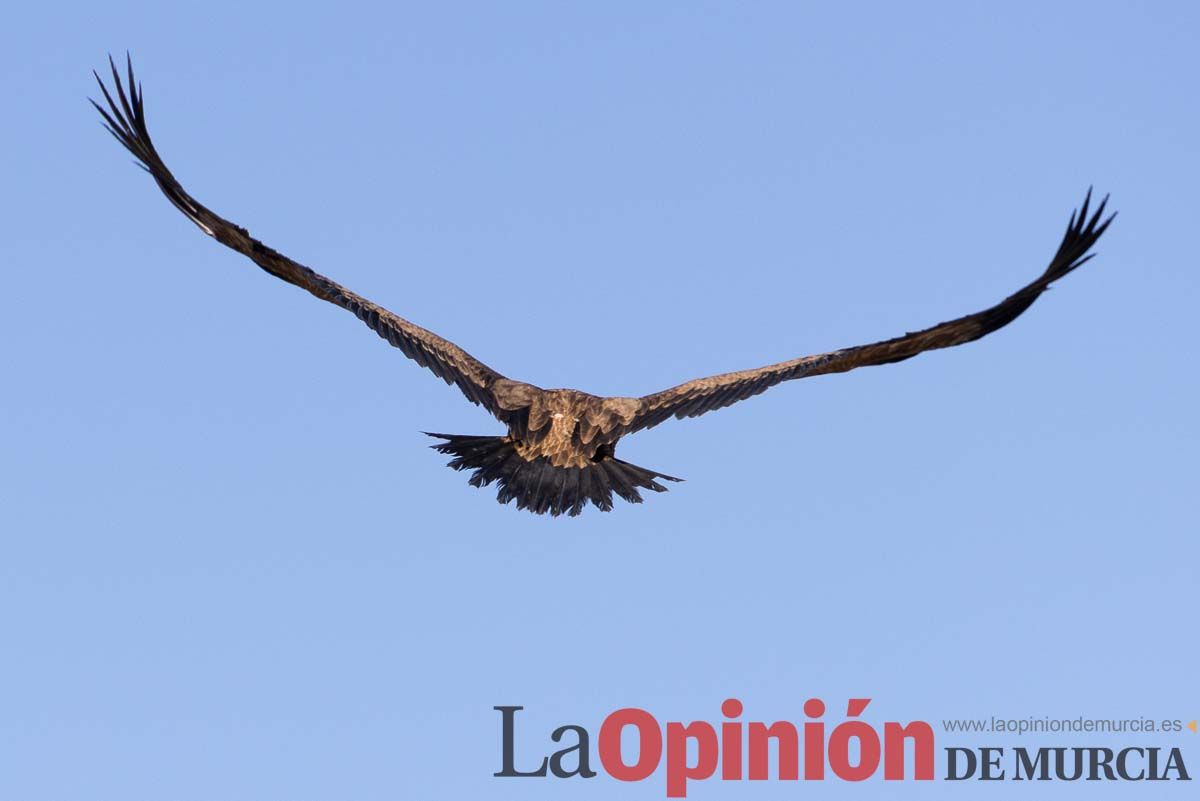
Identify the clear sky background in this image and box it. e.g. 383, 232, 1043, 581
2, 2, 1197, 799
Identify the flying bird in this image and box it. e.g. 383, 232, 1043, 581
92, 56, 1115, 516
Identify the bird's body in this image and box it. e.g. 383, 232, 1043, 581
498, 389, 630, 468
92, 56, 1116, 516
424, 388, 678, 516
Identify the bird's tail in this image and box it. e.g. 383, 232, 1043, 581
426, 433, 681, 517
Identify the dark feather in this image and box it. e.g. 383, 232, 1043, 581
427, 434, 680, 516
627, 189, 1115, 434
91, 54, 533, 421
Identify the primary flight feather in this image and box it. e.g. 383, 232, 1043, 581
92, 55, 1116, 516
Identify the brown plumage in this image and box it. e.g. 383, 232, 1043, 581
93, 56, 1116, 516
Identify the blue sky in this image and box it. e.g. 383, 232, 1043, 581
2, 2, 1197, 798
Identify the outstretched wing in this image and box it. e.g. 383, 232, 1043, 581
626, 191, 1115, 433
92, 55, 535, 419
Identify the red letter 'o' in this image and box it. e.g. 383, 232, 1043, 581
599, 708, 663, 781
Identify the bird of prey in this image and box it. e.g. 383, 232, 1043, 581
93, 56, 1115, 517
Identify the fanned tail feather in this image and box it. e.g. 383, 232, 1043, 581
426, 433, 681, 516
